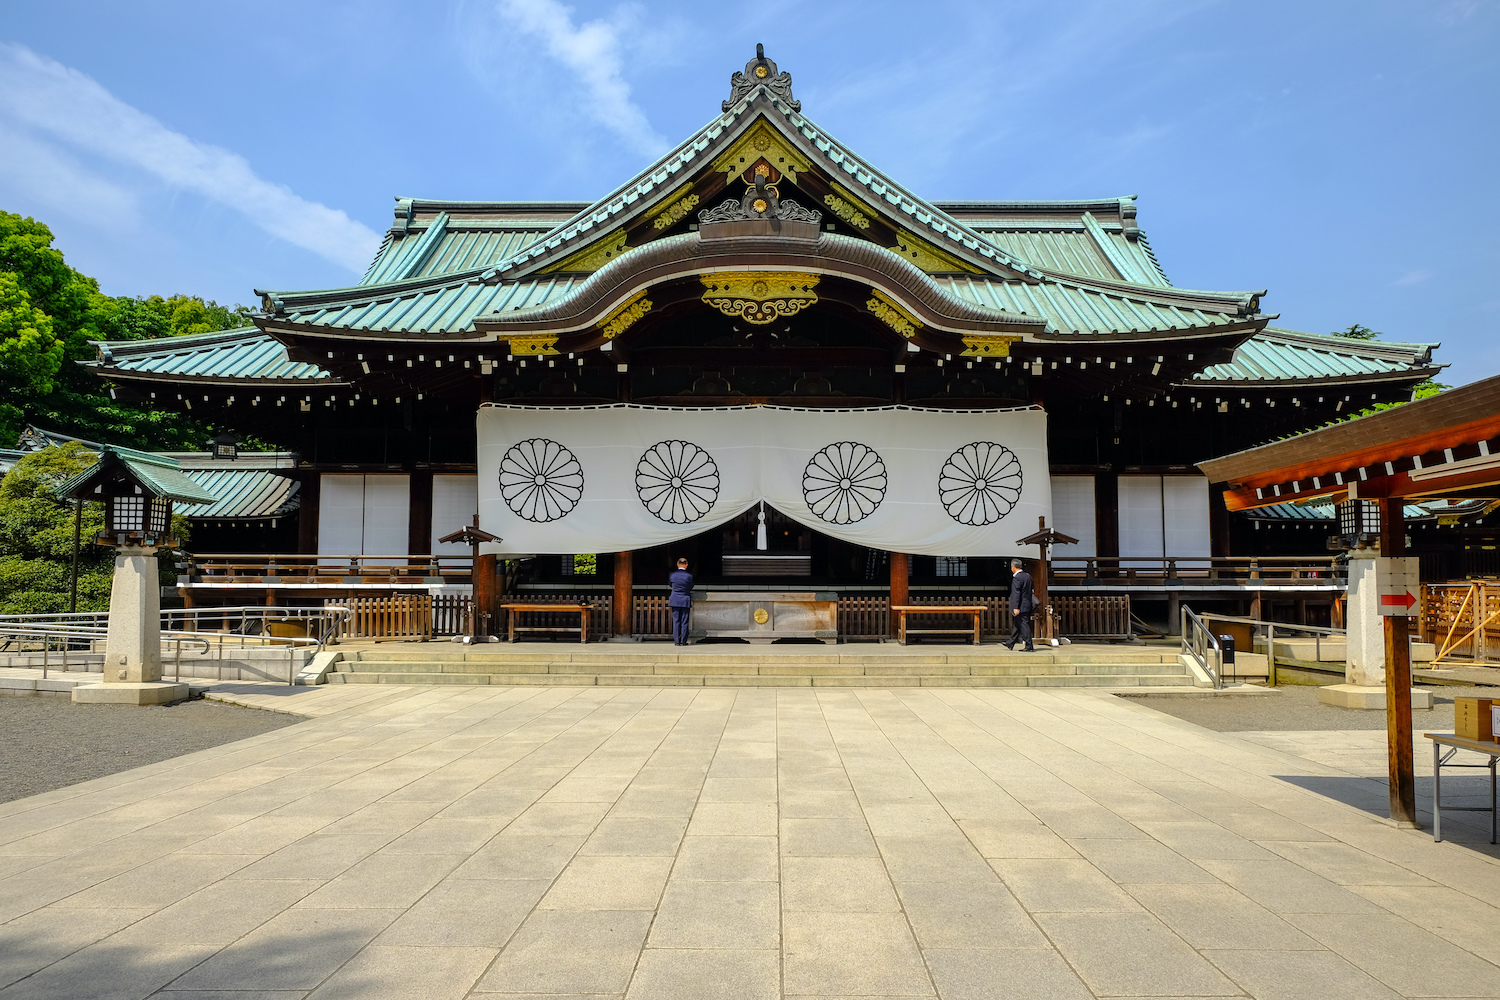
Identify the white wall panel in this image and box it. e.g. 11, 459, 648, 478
431, 474, 479, 555
1163, 476, 1211, 561
1048, 476, 1096, 558
361, 475, 411, 561
317, 475, 365, 557
1118, 475, 1165, 559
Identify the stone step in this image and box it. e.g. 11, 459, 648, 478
348, 649, 1181, 666
337, 659, 1185, 678
325, 670, 1194, 688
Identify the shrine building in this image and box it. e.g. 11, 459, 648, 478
81, 47, 1449, 640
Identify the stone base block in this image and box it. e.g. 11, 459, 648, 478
71, 682, 190, 706
1317, 683, 1434, 711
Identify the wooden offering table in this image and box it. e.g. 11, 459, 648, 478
692, 592, 838, 643
892, 605, 986, 645
501, 603, 591, 643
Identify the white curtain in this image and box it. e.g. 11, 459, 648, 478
1048, 475, 1096, 558
317, 474, 410, 561
430, 474, 479, 555
1116, 475, 1210, 561
477, 404, 1051, 558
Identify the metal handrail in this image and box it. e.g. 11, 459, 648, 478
1180, 605, 1222, 689
1193, 612, 1349, 686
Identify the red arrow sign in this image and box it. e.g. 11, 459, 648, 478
1380, 591, 1417, 610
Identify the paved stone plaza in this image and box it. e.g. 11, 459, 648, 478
1, 684, 1498, 999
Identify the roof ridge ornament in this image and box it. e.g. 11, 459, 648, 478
698, 170, 823, 225
724, 43, 799, 112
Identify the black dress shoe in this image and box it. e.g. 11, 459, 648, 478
1002, 643, 1014, 650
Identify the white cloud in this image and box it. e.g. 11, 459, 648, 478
1394, 268, 1433, 287
0, 43, 379, 274
489, 0, 668, 158
0, 120, 140, 231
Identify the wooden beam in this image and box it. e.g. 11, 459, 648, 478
1381, 497, 1417, 827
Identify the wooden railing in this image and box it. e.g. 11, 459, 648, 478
1421, 581, 1500, 664
835, 594, 1131, 641
184, 553, 473, 585
1051, 556, 1343, 587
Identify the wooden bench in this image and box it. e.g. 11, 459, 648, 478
892, 605, 986, 646
501, 603, 592, 643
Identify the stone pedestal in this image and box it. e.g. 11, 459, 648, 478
72, 545, 187, 706
1317, 684, 1434, 710
1345, 548, 1385, 686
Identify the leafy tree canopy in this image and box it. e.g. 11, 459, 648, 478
0, 210, 254, 449
1334, 323, 1381, 340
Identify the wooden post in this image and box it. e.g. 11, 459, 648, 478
613, 550, 633, 639
474, 553, 497, 638
1033, 517, 1051, 642
889, 551, 909, 638
1381, 497, 1417, 827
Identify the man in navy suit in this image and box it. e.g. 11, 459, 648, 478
668, 557, 694, 646
1005, 557, 1035, 651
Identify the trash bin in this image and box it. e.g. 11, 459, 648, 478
1218, 634, 1236, 665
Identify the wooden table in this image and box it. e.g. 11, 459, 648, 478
500, 603, 591, 643
1425, 732, 1498, 843
891, 605, 987, 646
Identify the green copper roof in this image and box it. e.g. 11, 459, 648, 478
175, 468, 300, 519
59, 447, 219, 505
936, 275, 1250, 336
362, 215, 549, 285
1189, 328, 1442, 386
86, 328, 336, 383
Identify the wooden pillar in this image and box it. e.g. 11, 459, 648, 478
889, 551, 909, 637
1033, 522, 1051, 642
474, 553, 497, 637
408, 470, 433, 557
1095, 473, 1119, 574
613, 550, 633, 639
297, 471, 321, 554
1381, 497, 1417, 827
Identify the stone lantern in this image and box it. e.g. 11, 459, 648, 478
60, 447, 219, 705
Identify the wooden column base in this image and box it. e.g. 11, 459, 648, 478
889, 552, 909, 638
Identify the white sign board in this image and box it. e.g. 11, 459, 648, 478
1377, 556, 1421, 617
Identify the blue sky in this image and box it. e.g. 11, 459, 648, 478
2, 0, 1496, 382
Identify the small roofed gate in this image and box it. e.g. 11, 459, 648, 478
333, 595, 433, 641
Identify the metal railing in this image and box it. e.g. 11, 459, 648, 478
1180, 605, 1222, 689
1195, 613, 1347, 686
0, 606, 351, 686
1055, 556, 1344, 588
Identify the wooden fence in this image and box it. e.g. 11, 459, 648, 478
432, 594, 472, 636
1051, 596, 1132, 640
1421, 581, 1500, 664
633, 596, 672, 639
333, 595, 433, 642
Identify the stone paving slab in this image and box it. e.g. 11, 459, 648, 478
0, 683, 1498, 998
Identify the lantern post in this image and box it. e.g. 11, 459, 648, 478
59, 447, 219, 705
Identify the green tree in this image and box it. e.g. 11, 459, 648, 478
0, 210, 257, 450
0, 443, 190, 613
1334, 323, 1381, 340
0, 273, 65, 440
0, 443, 110, 613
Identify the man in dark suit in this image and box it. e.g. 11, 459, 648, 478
668, 557, 694, 646
1006, 557, 1035, 651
